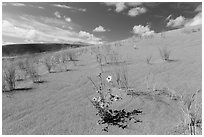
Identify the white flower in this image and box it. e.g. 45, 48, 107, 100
92, 97, 97, 101
106, 76, 112, 82
114, 95, 121, 101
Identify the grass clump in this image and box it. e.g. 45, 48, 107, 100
16, 58, 41, 83
44, 55, 54, 73
113, 66, 129, 90
159, 47, 171, 61
25, 62, 41, 83
145, 55, 152, 65
2, 62, 17, 92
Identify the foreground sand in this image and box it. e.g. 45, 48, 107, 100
2, 26, 202, 134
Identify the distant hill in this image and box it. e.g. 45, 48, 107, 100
2, 43, 90, 57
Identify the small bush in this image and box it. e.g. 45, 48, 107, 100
145, 72, 155, 90
159, 47, 171, 61
61, 52, 70, 64
26, 63, 41, 83
16, 58, 31, 71
66, 50, 76, 61
103, 44, 112, 55
146, 55, 152, 65
44, 56, 54, 73
66, 50, 77, 66
95, 53, 104, 72
109, 51, 119, 65
60, 52, 70, 71
133, 45, 137, 49
113, 66, 129, 90
16, 58, 41, 83
2, 62, 17, 92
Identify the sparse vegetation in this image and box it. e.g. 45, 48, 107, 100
26, 63, 41, 83
2, 62, 17, 92
145, 55, 152, 65
88, 72, 142, 132
95, 53, 104, 72
113, 65, 129, 90
66, 50, 76, 61
145, 72, 155, 90
133, 45, 137, 49
108, 51, 121, 65
44, 55, 54, 73
159, 47, 171, 61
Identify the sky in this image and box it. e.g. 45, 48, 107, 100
2, 2, 202, 45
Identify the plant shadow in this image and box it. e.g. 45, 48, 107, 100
33, 80, 48, 84
3, 87, 34, 97
166, 59, 179, 62
14, 87, 33, 91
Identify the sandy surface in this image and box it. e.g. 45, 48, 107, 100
2, 26, 202, 135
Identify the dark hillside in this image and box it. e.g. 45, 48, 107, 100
2, 43, 90, 57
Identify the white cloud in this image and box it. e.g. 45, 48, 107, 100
37, 6, 45, 9
93, 26, 107, 32
167, 12, 202, 28
79, 31, 94, 38
26, 29, 37, 39
64, 16, 71, 22
104, 2, 147, 16
185, 12, 202, 27
10, 3, 25, 6
52, 4, 86, 12
132, 25, 155, 37
78, 8, 86, 12
166, 15, 186, 28
104, 2, 126, 12
52, 4, 71, 9
2, 17, 102, 45
115, 2, 126, 12
24, 39, 34, 43
54, 11, 61, 18
8, 3, 45, 9
2, 41, 16, 45
2, 20, 14, 28
126, 2, 142, 7
128, 7, 147, 17
3, 20, 38, 40
79, 31, 102, 44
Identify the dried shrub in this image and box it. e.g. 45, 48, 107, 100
159, 47, 171, 61
16, 58, 41, 83
25, 62, 41, 83
146, 55, 152, 65
2, 62, 17, 92
145, 72, 155, 90
44, 55, 54, 73
66, 50, 77, 61
113, 65, 129, 90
